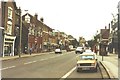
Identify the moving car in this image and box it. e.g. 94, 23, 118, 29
55, 48, 62, 54
75, 47, 84, 54
84, 49, 92, 53
76, 53, 98, 72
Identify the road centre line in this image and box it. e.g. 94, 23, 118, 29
1, 54, 69, 71
40, 58, 48, 61
24, 61, 37, 65
24, 55, 60, 65
3, 53, 68, 69
50, 56, 56, 59
60, 66, 76, 79
1, 66, 16, 70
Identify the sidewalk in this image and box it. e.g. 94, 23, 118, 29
0, 51, 54, 61
97, 53, 118, 79
0, 50, 67, 61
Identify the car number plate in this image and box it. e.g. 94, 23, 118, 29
82, 67, 90, 70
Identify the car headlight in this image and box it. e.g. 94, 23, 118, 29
91, 63, 95, 66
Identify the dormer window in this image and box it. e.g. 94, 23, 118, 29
8, 7, 13, 20
25, 14, 30, 23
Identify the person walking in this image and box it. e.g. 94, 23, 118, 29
29, 48, 32, 55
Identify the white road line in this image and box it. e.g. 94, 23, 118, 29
24, 61, 37, 65
1, 66, 16, 70
32, 61, 37, 63
40, 58, 48, 61
60, 66, 76, 79
24, 62, 32, 65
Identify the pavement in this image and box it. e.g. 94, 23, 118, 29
0, 52, 54, 61
97, 53, 119, 79
0, 50, 67, 61
0, 51, 119, 79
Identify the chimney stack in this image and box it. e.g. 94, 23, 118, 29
34, 13, 38, 20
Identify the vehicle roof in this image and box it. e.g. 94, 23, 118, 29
77, 47, 83, 48
80, 53, 96, 56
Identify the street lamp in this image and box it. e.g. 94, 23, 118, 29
118, 1, 120, 58
19, 7, 28, 57
19, 7, 22, 57
0, 27, 4, 57
40, 17, 44, 52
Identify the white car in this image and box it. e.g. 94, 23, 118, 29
85, 49, 92, 53
83, 49, 96, 55
55, 48, 62, 54
75, 47, 84, 54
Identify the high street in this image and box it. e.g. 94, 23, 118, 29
1, 51, 112, 79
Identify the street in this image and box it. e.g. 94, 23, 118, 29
1, 51, 109, 79
0, 1, 120, 80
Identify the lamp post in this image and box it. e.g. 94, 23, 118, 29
118, 1, 120, 58
19, 7, 22, 57
19, 7, 28, 57
40, 17, 44, 52
0, 27, 4, 57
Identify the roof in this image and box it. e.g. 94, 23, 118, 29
80, 53, 96, 56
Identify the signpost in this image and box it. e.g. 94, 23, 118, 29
100, 28, 110, 61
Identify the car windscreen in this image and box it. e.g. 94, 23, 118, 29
80, 55, 95, 60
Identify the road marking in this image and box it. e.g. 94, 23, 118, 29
60, 66, 76, 79
24, 62, 32, 65
24, 61, 37, 65
40, 58, 48, 61
24, 53, 70, 65
33, 61, 37, 63
1, 66, 16, 70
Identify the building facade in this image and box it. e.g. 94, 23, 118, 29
22, 13, 42, 53
22, 13, 54, 53
1, 1, 20, 57
1, 1, 71, 56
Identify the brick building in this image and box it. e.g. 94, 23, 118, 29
1, 1, 20, 56
22, 13, 54, 53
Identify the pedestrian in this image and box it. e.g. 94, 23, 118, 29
29, 48, 32, 55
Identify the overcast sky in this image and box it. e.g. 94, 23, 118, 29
14, 0, 119, 41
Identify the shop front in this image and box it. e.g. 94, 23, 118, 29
3, 35, 16, 57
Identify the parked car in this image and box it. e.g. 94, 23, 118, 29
76, 53, 98, 72
55, 48, 62, 54
75, 47, 84, 54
